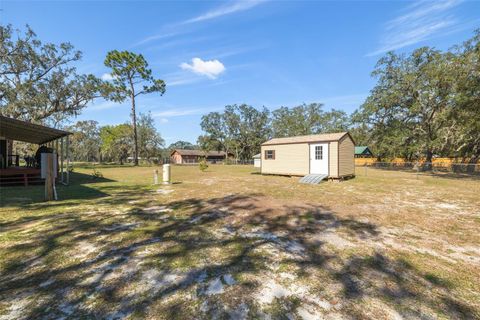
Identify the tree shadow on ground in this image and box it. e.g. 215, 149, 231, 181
0, 193, 476, 319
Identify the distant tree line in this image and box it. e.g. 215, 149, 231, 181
199, 30, 480, 163
67, 115, 201, 164
198, 103, 348, 160
67, 113, 164, 164
167, 141, 197, 150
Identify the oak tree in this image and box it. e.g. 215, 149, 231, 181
0, 25, 103, 124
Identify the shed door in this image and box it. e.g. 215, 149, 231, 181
310, 143, 328, 174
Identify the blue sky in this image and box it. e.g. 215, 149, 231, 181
3, 0, 479, 145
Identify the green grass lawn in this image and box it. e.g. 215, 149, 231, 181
0, 164, 479, 319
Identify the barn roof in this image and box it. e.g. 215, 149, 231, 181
0, 115, 71, 144
253, 153, 261, 159
171, 149, 227, 157
355, 146, 373, 155
262, 132, 351, 146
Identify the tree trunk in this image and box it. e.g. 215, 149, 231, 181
131, 94, 139, 166
424, 149, 433, 171
467, 155, 479, 174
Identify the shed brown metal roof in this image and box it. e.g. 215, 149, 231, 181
262, 132, 350, 146
171, 149, 228, 157
0, 116, 71, 144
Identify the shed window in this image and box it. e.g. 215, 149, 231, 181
315, 146, 323, 160
265, 150, 275, 160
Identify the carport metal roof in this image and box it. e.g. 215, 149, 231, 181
0, 115, 71, 144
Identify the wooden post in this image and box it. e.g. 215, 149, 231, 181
66, 136, 70, 185
154, 169, 159, 185
44, 153, 56, 201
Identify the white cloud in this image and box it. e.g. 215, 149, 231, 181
183, 0, 267, 24
368, 0, 465, 56
167, 76, 200, 87
165, 78, 199, 87
151, 106, 223, 119
133, 31, 181, 47
163, 71, 203, 87
147, 36, 215, 53
180, 58, 226, 79
134, 0, 266, 47
152, 108, 206, 118
101, 73, 114, 81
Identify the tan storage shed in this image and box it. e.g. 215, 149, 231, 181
260, 132, 355, 179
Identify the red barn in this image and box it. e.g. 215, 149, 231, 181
170, 149, 230, 164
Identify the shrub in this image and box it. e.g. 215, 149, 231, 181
199, 159, 209, 172
91, 168, 103, 179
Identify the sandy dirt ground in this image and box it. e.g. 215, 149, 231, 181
0, 165, 479, 319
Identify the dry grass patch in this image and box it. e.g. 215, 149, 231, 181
0, 165, 479, 319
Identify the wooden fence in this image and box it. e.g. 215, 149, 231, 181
355, 159, 480, 175
355, 157, 479, 167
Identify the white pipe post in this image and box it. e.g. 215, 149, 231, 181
53, 152, 58, 200
154, 169, 159, 185
163, 164, 171, 184
55, 139, 59, 183
60, 137, 64, 184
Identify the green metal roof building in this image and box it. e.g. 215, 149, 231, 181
354, 146, 374, 158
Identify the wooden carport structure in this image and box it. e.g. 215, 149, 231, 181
0, 115, 72, 186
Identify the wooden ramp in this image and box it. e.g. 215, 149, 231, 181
299, 174, 328, 184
